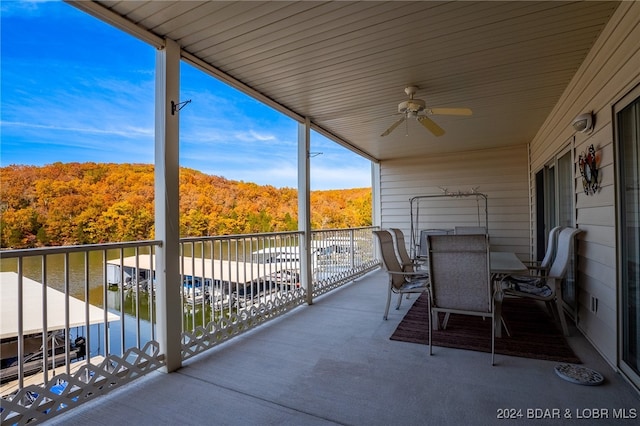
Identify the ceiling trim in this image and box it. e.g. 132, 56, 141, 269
66, 0, 165, 49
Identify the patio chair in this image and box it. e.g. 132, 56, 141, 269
426, 234, 497, 365
390, 228, 429, 304
521, 226, 562, 276
498, 226, 562, 290
500, 227, 582, 337
417, 229, 452, 258
374, 230, 429, 320
389, 228, 427, 274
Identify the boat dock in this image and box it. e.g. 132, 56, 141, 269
106, 253, 302, 305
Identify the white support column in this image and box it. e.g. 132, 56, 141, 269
371, 162, 382, 260
298, 118, 313, 305
371, 162, 381, 228
155, 38, 182, 372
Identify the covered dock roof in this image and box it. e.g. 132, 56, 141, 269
107, 255, 298, 285
0, 272, 119, 340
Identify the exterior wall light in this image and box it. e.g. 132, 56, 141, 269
572, 112, 594, 133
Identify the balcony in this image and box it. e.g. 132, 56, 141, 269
47, 269, 639, 425
2, 228, 638, 425
0, 228, 378, 424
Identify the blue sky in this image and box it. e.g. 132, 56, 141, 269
0, 1, 371, 190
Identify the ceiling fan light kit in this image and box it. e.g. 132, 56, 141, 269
380, 86, 472, 138
398, 99, 426, 115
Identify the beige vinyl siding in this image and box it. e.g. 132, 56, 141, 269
379, 144, 530, 257
529, 2, 640, 366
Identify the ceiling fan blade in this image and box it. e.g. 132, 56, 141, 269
381, 116, 406, 137
429, 107, 473, 116
417, 116, 446, 137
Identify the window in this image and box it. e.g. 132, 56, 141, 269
615, 85, 640, 388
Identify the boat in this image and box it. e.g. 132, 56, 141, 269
0, 332, 85, 385
0, 272, 119, 396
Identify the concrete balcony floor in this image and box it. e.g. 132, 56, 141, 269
52, 269, 639, 425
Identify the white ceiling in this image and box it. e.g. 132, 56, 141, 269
73, 1, 619, 162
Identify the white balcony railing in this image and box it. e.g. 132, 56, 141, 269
0, 227, 378, 425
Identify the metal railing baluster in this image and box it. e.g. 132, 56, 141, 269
64, 252, 71, 375
0, 230, 378, 422
17, 257, 24, 390
42, 255, 49, 386
135, 246, 141, 349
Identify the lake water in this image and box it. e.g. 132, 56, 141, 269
0, 234, 352, 362
0, 240, 288, 360
1, 249, 160, 359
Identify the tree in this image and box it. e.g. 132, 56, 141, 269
0, 163, 372, 248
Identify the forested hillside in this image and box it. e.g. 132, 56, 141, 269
0, 163, 371, 248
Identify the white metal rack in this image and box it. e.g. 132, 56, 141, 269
409, 191, 489, 258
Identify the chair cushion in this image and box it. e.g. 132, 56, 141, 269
504, 275, 552, 297
400, 279, 429, 291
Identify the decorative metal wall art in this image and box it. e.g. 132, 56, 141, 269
578, 144, 600, 195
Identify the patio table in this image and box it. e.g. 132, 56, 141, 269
490, 251, 528, 275
490, 252, 528, 338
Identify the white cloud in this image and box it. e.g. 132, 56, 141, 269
0, 0, 46, 17
234, 130, 277, 142
0, 121, 153, 139
1, 1, 372, 189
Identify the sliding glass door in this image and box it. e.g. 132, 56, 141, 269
616, 88, 640, 389
556, 150, 577, 313
536, 146, 576, 314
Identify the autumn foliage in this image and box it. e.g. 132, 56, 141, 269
0, 163, 371, 248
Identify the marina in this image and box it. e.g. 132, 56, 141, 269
106, 251, 302, 306
105, 241, 356, 306
0, 272, 119, 394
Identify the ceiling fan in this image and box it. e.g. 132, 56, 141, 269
380, 86, 472, 137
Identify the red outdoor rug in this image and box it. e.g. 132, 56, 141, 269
390, 293, 581, 363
